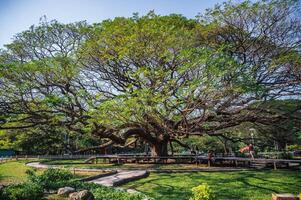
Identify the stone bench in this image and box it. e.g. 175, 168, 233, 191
272, 193, 300, 200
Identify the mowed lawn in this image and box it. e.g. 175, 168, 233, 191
122, 170, 301, 200
43, 159, 208, 170
0, 160, 31, 185
1, 161, 301, 200
0, 160, 103, 185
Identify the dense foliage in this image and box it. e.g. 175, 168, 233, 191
26, 168, 73, 190
0, 0, 300, 155
0, 182, 43, 200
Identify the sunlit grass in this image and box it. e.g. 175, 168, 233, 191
122, 170, 301, 200
0, 160, 32, 185
0, 160, 104, 185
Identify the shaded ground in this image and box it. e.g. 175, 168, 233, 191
122, 170, 301, 200
43, 159, 209, 170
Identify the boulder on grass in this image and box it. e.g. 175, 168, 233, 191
57, 187, 75, 196
272, 193, 300, 200
0, 184, 4, 191
69, 190, 94, 200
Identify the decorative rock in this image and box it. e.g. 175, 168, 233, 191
69, 192, 78, 200
57, 187, 75, 196
127, 189, 139, 194
272, 193, 300, 200
0, 184, 4, 191
69, 190, 95, 200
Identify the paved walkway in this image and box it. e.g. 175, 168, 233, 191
26, 162, 149, 187
89, 170, 149, 186
26, 162, 113, 173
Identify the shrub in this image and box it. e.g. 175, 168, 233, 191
23, 168, 147, 200
278, 152, 293, 159
287, 144, 301, 151
65, 180, 146, 200
92, 187, 144, 200
27, 168, 74, 190
66, 180, 100, 190
189, 183, 214, 200
0, 182, 43, 200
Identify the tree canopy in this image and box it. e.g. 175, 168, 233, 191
0, 0, 300, 156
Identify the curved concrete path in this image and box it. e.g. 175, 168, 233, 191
26, 162, 112, 173
26, 162, 149, 187
89, 170, 149, 187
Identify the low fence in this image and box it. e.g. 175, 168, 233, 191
0, 156, 14, 163
0, 154, 100, 161
1, 153, 301, 170
0, 154, 101, 163
1, 152, 299, 164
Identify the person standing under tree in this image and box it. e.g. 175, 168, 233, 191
248, 144, 255, 159
208, 150, 214, 166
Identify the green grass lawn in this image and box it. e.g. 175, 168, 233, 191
43, 159, 86, 164
44, 194, 69, 200
2, 160, 301, 200
43, 159, 208, 170
0, 160, 32, 185
122, 170, 301, 200
0, 160, 103, 185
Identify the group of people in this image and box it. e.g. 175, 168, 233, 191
190, 143, 255, 162
240, 143, 255, 159
206, 143, 255, 163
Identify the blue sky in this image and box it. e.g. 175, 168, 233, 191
0, 0, 225, 48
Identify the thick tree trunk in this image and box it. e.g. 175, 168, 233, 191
150, 141, 169, 157
277, 140, 287, 151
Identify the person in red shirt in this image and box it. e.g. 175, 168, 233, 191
240, 144, 255, 159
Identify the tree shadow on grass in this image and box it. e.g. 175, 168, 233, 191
183, 171, 284, 199
134, 181, 191, 200
124, 174, 193, 200
0, 174, 4, 182
123, 171, 301, 200
0, 175, 16, 186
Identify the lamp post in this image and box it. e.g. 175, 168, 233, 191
249, 128, 255, 145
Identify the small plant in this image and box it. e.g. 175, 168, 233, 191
0, 182, 43, 200
278, 152, 293, 159
92, 187, 145, 200
287, 144, 301, 151
28, 168, 74, 190
66, 181, 147, 200
189, 183, 214, 200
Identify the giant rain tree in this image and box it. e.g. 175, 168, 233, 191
0, 0, 300, 156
